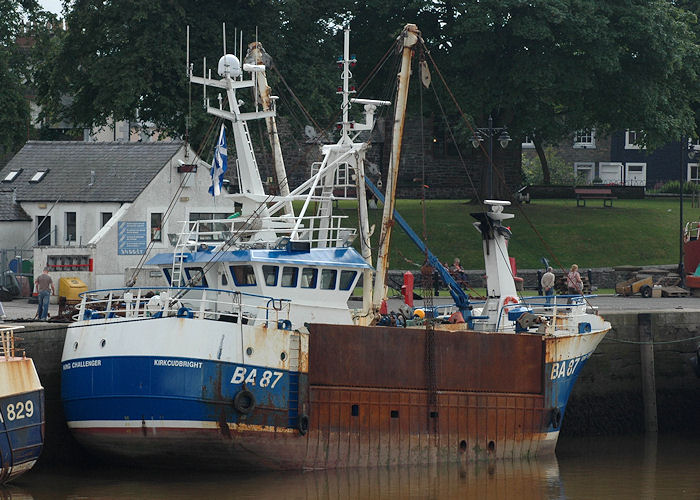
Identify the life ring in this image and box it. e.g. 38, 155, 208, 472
503, 296, 519, 313
233, 389, 256, 414
298, 414, 309, 435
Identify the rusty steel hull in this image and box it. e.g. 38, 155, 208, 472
61, 319, 607, 470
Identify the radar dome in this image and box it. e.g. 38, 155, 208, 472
218, 54, 241, 77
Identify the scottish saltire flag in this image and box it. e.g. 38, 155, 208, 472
209, 124, 228, 196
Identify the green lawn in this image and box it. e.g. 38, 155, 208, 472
326, 198, 700, 270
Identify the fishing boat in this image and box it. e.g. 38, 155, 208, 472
0, 325, 44, 482
60, 24, 610, 469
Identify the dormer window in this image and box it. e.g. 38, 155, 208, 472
2, 170, 21, 182
29, 170, 49, 183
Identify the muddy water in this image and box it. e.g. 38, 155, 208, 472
3, 434, 699, 499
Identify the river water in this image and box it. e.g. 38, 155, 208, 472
3, 433, 699, 499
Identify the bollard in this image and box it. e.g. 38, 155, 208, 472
403, 271, 414, 307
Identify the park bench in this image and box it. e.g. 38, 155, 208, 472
575, 187, 616, 207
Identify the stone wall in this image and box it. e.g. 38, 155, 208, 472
250, 116, 522, 200
563, 311, 700, 436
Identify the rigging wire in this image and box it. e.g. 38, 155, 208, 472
420, 39, 593, 305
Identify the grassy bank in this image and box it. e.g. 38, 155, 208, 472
329, 198, 700, 270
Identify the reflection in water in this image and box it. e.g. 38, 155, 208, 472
6, 434, 700, 499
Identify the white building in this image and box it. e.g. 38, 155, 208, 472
0, 140, 230, 290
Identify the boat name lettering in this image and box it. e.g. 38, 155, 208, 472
550, 355, 586, 380
3, 400, 35, 422
153, 359, 203, 369
63, 359, 102, 370
230, 366, 283, 388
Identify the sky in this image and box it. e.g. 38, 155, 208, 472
39, 0, 63, 15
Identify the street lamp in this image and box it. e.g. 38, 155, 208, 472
471, 115, 511, 199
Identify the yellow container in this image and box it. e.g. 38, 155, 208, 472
58, 277, 88, 301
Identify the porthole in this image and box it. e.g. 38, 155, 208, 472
73, 341, 78, 351
280, 352, 287, 361
246, 347, 253, 356
100, 339, 106, 348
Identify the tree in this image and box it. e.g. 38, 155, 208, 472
431, 0, 700, 188
0, 0, 55, 157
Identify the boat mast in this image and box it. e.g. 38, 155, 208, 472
372, 24, 420, 310
245, 42, 294, 217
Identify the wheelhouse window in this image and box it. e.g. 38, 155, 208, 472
300, 268, 318, 289
150, 212, 163, 242
573, 129, 595, 149
574, 162, 594, 184
262, 265, 278, 286
65, 212, 76, 241
184, 267, 208, 287
339, 270, 357, 291
281, 267, 298, 287
163, 268, 172, 285
230, 265, 257, 286
320, 269, 337, 290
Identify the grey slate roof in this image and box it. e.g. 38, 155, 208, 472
0, 141, 185, 203
0, 189, 31, 221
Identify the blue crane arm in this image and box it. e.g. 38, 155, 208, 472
364, 178, 472, 319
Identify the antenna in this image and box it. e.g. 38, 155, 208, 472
234, 28, 237, 57
203, 57, 207, 109
222, 22, 226, 55
186, 25, 190, 77
239, 31, 243, 80
186, 25, 191, 158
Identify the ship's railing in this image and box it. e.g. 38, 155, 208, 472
467, 295, 597, 333
75, 287, 293, 328
0, 325, 24, 359
172, 216, 357, 248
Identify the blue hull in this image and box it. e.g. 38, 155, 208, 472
0, 389, 44, 483
62, 356, 298, 429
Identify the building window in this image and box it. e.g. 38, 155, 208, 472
688, 164, 700, 183
625, 163, 647, 186
573, 129, 595, 149
625, 130, 645, 149
101, 212, 112, 227
574, 162, 595, 184
65, 212, 76, 242
150, 212, 163, 242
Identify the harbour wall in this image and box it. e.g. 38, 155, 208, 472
12, 310, 700, 465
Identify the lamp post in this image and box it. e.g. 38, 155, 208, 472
472, 115, 511, 199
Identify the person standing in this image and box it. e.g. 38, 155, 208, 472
566, 264, 583, 295
35, 267, 55, 320
541, 267, 555, 305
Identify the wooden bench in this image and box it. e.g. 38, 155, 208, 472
575, 188, 616, 207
